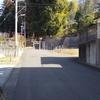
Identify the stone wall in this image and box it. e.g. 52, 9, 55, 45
44, 38, 62, 50
63, 36, 79, 48
44, 36, 79, 50
43, 34, 97, 50
80, 34, 97, 43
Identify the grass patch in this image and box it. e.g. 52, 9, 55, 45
0, 56, 20, 64
51, 49, 79, 56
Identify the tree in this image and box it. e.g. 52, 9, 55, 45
74, 0, 97, 35
0, 0, 25, 33
78, 0, 94, 17
0, 0, 79, 37
83, 0, 94, 15
0, 0, 15, 32
26, 0, 79, 37
68, 0, 79, 22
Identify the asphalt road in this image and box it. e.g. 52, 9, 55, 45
5, 49, 100, 100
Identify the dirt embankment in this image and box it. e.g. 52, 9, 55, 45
51, 49, 79, 56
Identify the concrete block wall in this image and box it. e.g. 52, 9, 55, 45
80, 34, 97, 43
44, 36, 79, 49
96, 39, 100, 66
44, 38, 62, 50
79, 39, 100, 68
86, 41, 97, 65
63, 36, 79, 48
43, 34, 97, 50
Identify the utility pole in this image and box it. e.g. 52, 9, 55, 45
14, 0, 25, 56
15, 0, 18, 56
12, 0, 26, 56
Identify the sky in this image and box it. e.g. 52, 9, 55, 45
0, 0, 3, 5
0, 0, 3, 8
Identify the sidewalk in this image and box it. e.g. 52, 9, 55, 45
0, 51, 22, 87
0, 64, 15, 87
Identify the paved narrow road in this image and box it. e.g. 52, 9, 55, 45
5, 49, 100, 100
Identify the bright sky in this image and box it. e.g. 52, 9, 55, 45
0, 0, 3, 4
0, 0, 3, 7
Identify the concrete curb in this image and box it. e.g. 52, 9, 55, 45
2, 67, 14, 88
0, 65, 15, 87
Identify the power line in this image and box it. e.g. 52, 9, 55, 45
0, 15, 7, 25
25, 3, 54, 5
25, 3, 55, 7
0, 2, 56, 26
0, 1, 11, 25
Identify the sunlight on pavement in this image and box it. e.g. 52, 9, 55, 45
42, 64, 62, 68
0, 72, 3, 75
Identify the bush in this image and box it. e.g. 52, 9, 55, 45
10, 34, 25, 49
0, 35, 5, 41
18, 35, 24, 50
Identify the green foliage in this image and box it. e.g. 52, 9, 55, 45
77, 12, 96, 33
68, 22, 78, 35
74, 0, 98, 35
83, 0, 94, 15
75, 10, 83, 21
10, 34, 24, 49
82, 15, 93, 27
27, 0, 79, 37
18, 35, 25, 49
69, 0, 79, 21
52, 0, 79, 37
94, 11, 100, 18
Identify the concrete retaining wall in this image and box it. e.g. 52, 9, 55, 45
44, 38, 62, 50
63, 36, 79, 48
79, 39, 100, 68
44, 34, 97, 50
80, 34, 97, 43
44, 36, 79, 49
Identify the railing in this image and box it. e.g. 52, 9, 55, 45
0, 47, 16, 56
0, 41, 19, 56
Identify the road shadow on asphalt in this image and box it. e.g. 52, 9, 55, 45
3, 56, 100, 100
41, 57, 78, 68
41, 56, 100, 72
